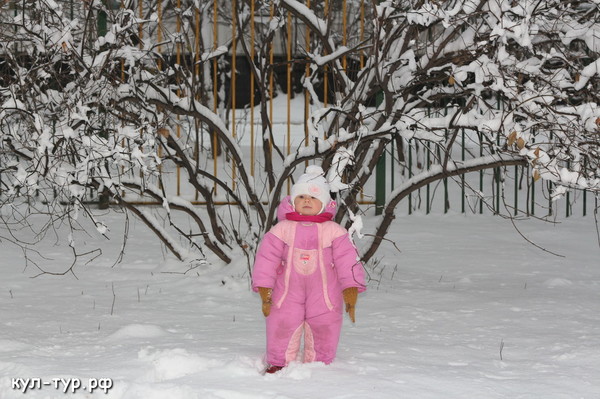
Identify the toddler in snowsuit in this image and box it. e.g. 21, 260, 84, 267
252, 166, 367, 374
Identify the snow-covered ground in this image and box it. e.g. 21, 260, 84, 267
1, 208, 599, 399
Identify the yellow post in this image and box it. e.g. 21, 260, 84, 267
157, 0, 163, 185
250, 0, 255, 177
360, 0, 365, 70
269, 3, 274, 155
195, 7, 200, 78
342, 0, 347, 72
323, 0, 329, 108
213, 0, 219, 194
176, 0, 182, 196
286, 11, 292, 194
157, 0, 162, 71
194, 4, 201, 201
231, 0, 237, 190
138, 0, 144, 195
120, 0, 125, 198
138, 0, 143, 43
304, 0, 310, 167
360, 0, 365, 203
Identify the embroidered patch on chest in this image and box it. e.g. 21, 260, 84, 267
293, 248, 318, 275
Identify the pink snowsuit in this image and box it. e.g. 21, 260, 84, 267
252, 196, 366, 367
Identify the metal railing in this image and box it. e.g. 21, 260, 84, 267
1, 0, 595, 218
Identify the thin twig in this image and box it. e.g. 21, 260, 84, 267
110, 283, 116, 316
507, 215, 565, 258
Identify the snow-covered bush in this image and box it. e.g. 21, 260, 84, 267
1, 0, 598, 271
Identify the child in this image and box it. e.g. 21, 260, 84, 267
252, 165, 367, 374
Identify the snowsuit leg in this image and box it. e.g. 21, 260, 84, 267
265, 257, 344, 366
304, 305, 343, 364
265, 296, 305, 367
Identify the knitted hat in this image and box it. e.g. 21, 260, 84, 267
291, 165, 331, 213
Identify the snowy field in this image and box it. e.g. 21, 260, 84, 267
1, 208, 600, 399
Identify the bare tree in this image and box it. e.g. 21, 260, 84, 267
1, 0, 599, 272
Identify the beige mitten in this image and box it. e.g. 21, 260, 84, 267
258, 287, 272, 317
342, 287, 358, 323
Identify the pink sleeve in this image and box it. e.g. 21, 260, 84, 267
251, 231, 286, 292
276, 196, 294, 221
332, 234, 367, 292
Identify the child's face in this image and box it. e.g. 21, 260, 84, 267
294, 195, 323, 216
